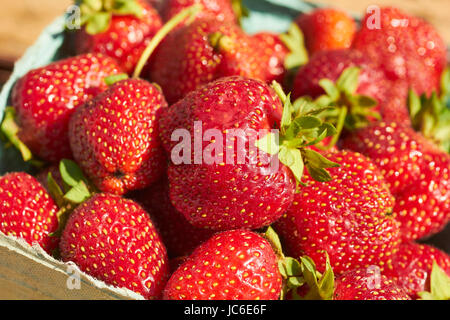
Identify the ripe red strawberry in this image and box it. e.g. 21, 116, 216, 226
163, 230, 282, 300
74, 0, 163, 74
162, 0, 237, 24
342, 121, 450, 241
69, 78, 167, 195
10, 53, 122, 163
251, 32, 289, 83
132, 179, 215, 257
159, 77, 294, 230
0, 172, 59, 254
334, 267, 410, 300
292, 49, 410, 125
352, 7, 446, 96
383, 242, 450, 299
274, 150, 401, 275
149, 19, 267, 104
296, 8, 356, 55
60, 193, 169, 299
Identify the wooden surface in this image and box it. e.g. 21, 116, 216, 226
0, 0, 449, 85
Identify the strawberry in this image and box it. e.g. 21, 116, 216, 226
149, 19, 267, 104
74, 0, 163, 74
334, 267, 410, 300
9, 53, 122, 163
162, 0, 238, 24
60, 193, 169, 299
0, 172, 59, 254
68, 78, 167, 195
163, 230, 282, 300
252, 24, 308, 85
251, 32, 288, 83
341, 121, 450, 241
296, 8, 356, 55
273, 150, 401, 275
352, 7, 447, 96
383, 242, 450, 299
159, 77, 338, 231
132, 179, 215, 257
292, 49, 411, 129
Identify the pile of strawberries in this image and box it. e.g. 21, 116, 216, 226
0, 0, 449, 300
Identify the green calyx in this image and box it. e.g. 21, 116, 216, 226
264, 227, 335, 300
208, 32, 234, 53
255, 81, 339, 188
0, 107, 43, 167
280, 23, 308, 72
132, 4, 202, 78
49, 159, 94, 238
231, 0, 249, 26
418, 261, 450, 300
78, 0, 145, 35
408, 71, 450, 154
314, 66, 379, 148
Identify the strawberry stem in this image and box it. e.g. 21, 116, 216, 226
132, 4, 202, 79
323, 106, 347, 149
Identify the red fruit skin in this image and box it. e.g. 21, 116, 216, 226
341, 122, 450, 241
162, 0, 237, 24
69, 79, 167, 195
11, 53, 122, 163
334, 268, 410, 300
0, 172, 59, 254
274, 150, 400, 275
75, 0, 162, 74
149, 19, 266, 104
159, 77, 295, 231
352, 7, 446, 96
252, 32, 289, 83
163, 230, 282, 300
296, 8, 356, 55
60, 193, 169, 299
292, 49, 409, 124
384, 242, 450, 299
132, 179, 215, 257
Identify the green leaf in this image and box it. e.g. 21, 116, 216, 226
85, 12, 112, 34
104, 73, 129, 86
231, 0, 249, 25
59, 159, 89, 189
318, 79, 339, 101
255, 132, 280, 156
350, 94, 378, 108
418, 261, 450, 300
47, 172, 65, 208
112, 0, 144, 18
0, 107, 33, 162
280, 93, 294, 131
298, 252, 335, 300
278, 146, 304, 184
264, 226, 284, 257
280, 23, 308, 71
303, 149, 339, 171
336, 66, 360, 94
64, 181, 91, 204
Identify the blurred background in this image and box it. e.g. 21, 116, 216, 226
1, 0, 449, 88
